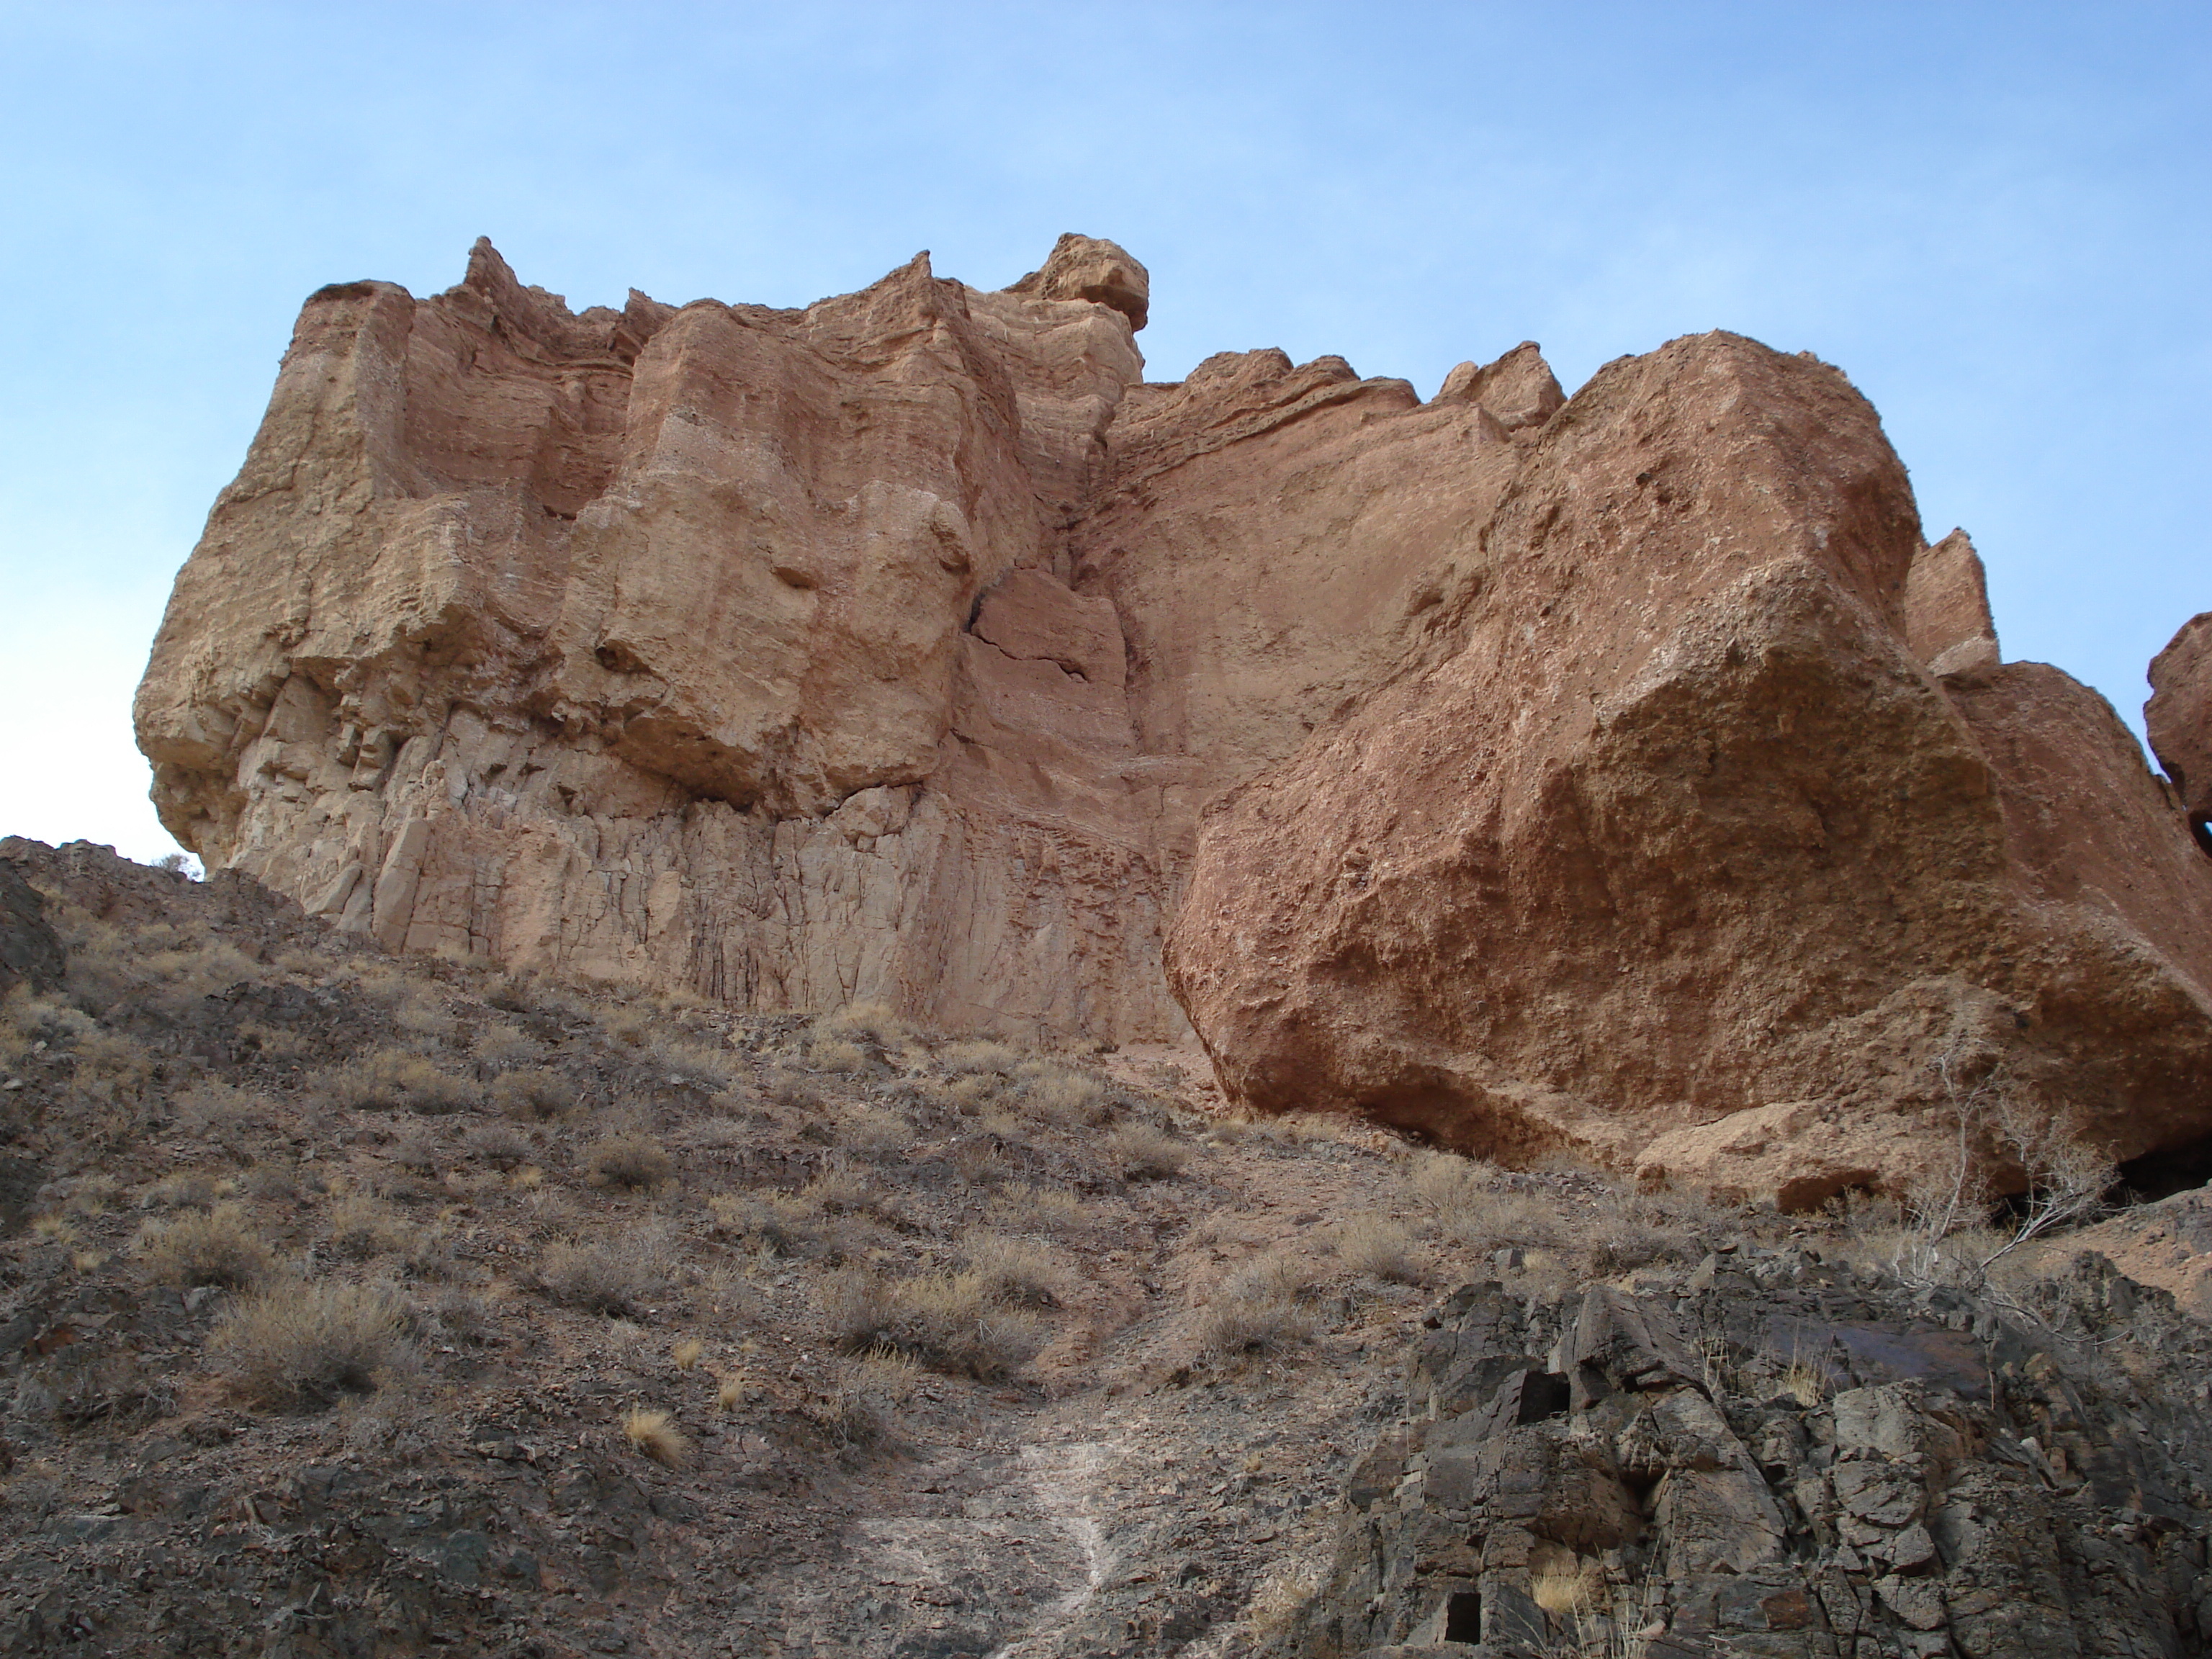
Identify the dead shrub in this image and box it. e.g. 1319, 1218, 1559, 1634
823, 1267, 1048, 1380
536, 1227, 672, 1316
816, 1001, 910, 1049
472, 1023, 545, 1068
324, 1193, 407, 1261
938, 1039, 1020, 1078
317, 1048, 477, 1115
583, 1133, 675, 1191
138, 1202, 275, 1290
808, 1036, 871, 1075
1016, 1061, 1113, 1127
708, 1190, 843, 1259
209, 1280, 410, 1410
1195, 1251, 1318, 1360
492, 1068, 576, 1121
1334, 1218, 1426, 1285
1106, 1123, 1187, 1181
467, 1122, 531, 1170
837, 1105, 912, 1154
961, 1231, 1066, 1308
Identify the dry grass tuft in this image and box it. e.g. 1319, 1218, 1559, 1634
582, 1132, 674, 1191
1106, 1123, 1187, 1181
138, 1202, 275, 1290
492, 1068, 577, 1121
622, 1406, 689, 1466
1334, 1217, 1426, 1285
315, 1048, 478, 1115
324, 1193, 407, 1262
208, 1280, 410, 1410
672, 1338, 704, 1371
824, 1267, 1048, 1380
1530, 1554, 1601, 1619
815, 1002, 910, 1049
536, 1227, 672, 1316
807, 1036, 871, 1075
961, 1231, 1066, 1308
1195, 1251, 1318, 1359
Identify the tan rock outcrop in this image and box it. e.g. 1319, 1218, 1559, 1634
1165, 332, 2212, 1198
139, 238, 2212, 1195
2148, 611, 2212, 833
135, 238, 1537, 1043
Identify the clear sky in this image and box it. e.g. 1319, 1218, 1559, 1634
3, 1, 2206, 866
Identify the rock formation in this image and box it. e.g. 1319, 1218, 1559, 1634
1294, 1258, 2212, 1659
2149, 611, 2212, 848
138, 236, 2212, 1197
1163, 334, 2212, 1198
135, 235, 1539, 1046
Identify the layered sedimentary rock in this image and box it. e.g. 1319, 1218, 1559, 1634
1165, 333, 2212, 1197
140, 235, 2211, 1193
135, 235, 1537, 1043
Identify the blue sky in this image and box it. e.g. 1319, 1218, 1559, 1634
3, 1, 2206, 863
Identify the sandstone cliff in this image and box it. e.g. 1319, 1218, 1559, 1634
139, 238, 2212, 1195
135, 235, 1543, 1047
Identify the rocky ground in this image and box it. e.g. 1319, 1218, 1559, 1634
0, 839, 2207, 1658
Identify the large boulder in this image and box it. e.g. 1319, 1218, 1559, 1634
1165, 333, 2212, 1198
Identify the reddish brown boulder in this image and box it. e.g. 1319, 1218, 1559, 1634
2148, 611, 2212, 835
1166, 332, 2212, 1199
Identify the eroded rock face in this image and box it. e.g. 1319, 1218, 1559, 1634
2149, 611, 2212, 837
135, 238, 1537, 1043
1300, 1259, 2212, 1659
140, 238, 2211, 1190
1165, 333, 2212, 1195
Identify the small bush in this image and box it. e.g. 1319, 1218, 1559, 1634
536, 1228, 671, 1316
962, 1231, 1066, 1308
837, 1106, 911, 1154
1017, 1061, 1113, 1127
583, 1133, 674, 1191
1195, 1252, 1318, 1360
325, 1194, 407, 1261
622, 1407, 688, 1466
492, 1068, 577, 1120
1106, 1123, 1187, 1181
472, 1024, 545, 1067
139, 1202, 274, 1290
938, 1039, 1020, 1078
708, 1190, 841, 1259
467, 1123, 531, 1170
318, 1048, 478, 1115
1335, 1218, 1426, 1285
209, 1280, 410, 1410
816, 1001, 910, 1048
808, 1036, 871, 1075
823, 1267, 1048, 1380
